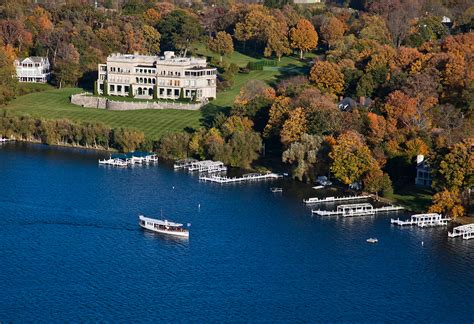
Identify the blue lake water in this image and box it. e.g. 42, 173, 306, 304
0, 143, 472, 322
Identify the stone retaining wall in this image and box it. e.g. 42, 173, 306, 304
71, 93, 204, 111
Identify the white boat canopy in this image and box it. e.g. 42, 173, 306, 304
139, 215, 184, 227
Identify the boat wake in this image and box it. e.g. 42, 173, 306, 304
14, 220, 138, 232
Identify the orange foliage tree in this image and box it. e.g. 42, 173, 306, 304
280, 107, 307, 146
309, 61, 344, 95
289, 19, 318, 59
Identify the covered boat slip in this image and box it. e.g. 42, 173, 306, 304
448, 224, 474, 240
312, 203, 404, 217
173, 158, 198, 169
99, 151, 158, 167
303, 195, 372, 205
187, 160, 226, 173
391, 213, 451, 227
173, 159, 226, 173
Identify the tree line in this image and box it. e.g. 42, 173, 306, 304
0, 111, 148, 152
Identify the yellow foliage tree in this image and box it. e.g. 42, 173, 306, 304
429, 189, 465, 219
208, 31, 234, 62
290, 19, 318, 59
329, 131, 377, 185
263, 96, 292, 139
320, 16, 346, 49
309, 61, 344, 95
280, 107, 307, 146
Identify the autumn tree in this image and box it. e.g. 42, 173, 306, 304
431, 140, 473, 192
111, 127, 145, 152
358, 14, 392, 45
309, 61, 344, 95
208, 31, 234, 62
264, 16, 290, 61
429, 189, 465, 219
234, 5, 273, 49
290, 19, 318, 59
234, 79, 274, 106
330, 131, 377, 185
0, 19, 32, 54
280, 107, 307, 146
0, 46, 18, 105
369, 0, 422, 47
320, 16, 346, 49
282, 133, 323, 182
222, 130, 262, 169
158, 131, 191, 159
142, 25, 161, 55
53, 43, 81, 88
263, 96, 292, 139
220, 115, 254, 138
363, 168, 393, 198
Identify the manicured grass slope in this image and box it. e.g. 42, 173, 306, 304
5, 88, 201, 140
195, 45, 313, 107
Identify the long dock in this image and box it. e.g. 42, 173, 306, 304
312, 203, 404, 217
98, 153, 158, 167
303, 195, 371, 205
391, 213, 450, 227
448, 224, 474, 240
199, 173, 282, 184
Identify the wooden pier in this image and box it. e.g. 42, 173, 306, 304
199, 173, 282, 184
303, 194, 371, 205
448, 224, 474, 240
312, 203, 404, 217
391, 213, 450, 227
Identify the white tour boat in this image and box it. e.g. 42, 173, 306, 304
139, 215, 189, 238
366, 238, 378, 243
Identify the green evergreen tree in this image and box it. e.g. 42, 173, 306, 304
94, 81, 98, 96
128, 85, 133, 98
153, 85, 158, 100
103, 80, 108, 96
179, 88, 184, 100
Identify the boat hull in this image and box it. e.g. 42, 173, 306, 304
139, 223, 189, 238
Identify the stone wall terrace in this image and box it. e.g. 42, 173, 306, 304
71, 93, 204, 111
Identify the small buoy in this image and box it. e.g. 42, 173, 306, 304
172, 186, 175, 189
198, 203, 200, 208
421, 241, 424, 246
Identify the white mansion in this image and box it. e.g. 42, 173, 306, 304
97, 51, 217, 101
14, 57, 51, 83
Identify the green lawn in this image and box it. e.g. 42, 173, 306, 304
384, 184, 434, 212
4, 48, 315, 139
4, 88, 201, 140
195, 44, 314, 107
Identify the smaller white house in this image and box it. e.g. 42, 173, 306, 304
15, 57, 51, 83
415, 154, 432, 187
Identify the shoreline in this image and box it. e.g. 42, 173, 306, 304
2, 138, 116, 154
4, 140, 472, 222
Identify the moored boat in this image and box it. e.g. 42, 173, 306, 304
270, 187, 283, 193
139, 215, 189, 238
366, 238, 378, 243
